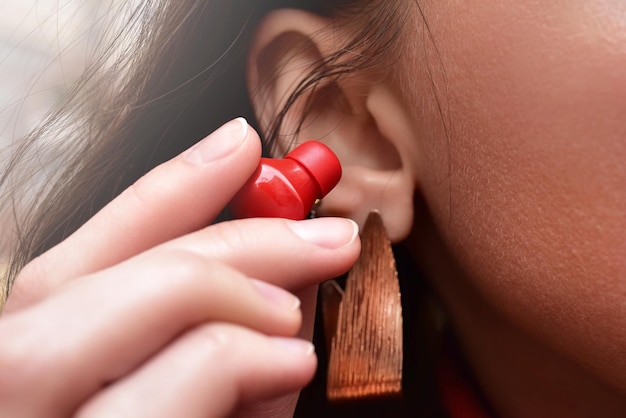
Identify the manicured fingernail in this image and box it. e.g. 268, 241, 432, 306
184, 117, 248, 164
288, 218, 359, 249
250, 279, 301, 310
271, 337, 315, 356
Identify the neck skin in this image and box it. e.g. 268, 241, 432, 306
407, 197, 626, 418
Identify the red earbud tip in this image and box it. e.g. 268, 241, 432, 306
286, 141, 342, 197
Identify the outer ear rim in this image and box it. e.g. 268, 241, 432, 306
247, 9, 333, 118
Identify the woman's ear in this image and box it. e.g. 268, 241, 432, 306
247, 9, 418, 242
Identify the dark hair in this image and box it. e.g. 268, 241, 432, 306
1, 0, 407, 299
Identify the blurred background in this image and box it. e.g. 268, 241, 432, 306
0, 0, 125, 272
0, 0, 116, 149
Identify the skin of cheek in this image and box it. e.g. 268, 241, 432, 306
402, 0, 626, 392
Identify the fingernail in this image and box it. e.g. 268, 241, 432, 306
184, 117, 248, 165
271, 337, 315, 356
250, 279, 301, 311
288, 218, 359, 249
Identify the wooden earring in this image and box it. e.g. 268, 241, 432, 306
325, 210, 403, 401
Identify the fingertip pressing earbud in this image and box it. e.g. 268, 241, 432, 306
229, 141, 342, 220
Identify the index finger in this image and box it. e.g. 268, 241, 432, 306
11, 118, 261, 306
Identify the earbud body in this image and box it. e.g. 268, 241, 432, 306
229, 141, 342, 220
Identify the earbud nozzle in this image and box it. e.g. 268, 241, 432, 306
286, 141, 342, 197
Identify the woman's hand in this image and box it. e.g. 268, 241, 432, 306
0, 118, 360, 418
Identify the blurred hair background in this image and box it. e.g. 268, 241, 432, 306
0, 0, 127, 270
0, 1, 116, 145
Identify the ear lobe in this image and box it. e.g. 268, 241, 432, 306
248, 9, 417, 242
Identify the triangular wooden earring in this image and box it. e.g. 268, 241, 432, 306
325, 211, 403, 401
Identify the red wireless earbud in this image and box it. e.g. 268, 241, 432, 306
229, 141, 342, 220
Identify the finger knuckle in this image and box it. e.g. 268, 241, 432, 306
0, 329, 43, 400
162, 250, 210, 280
123, 177, 154, 209
207, 221, 249, 254
9, 257, 47, 307
14, 259, 38, 284
192, 323, 242, 358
